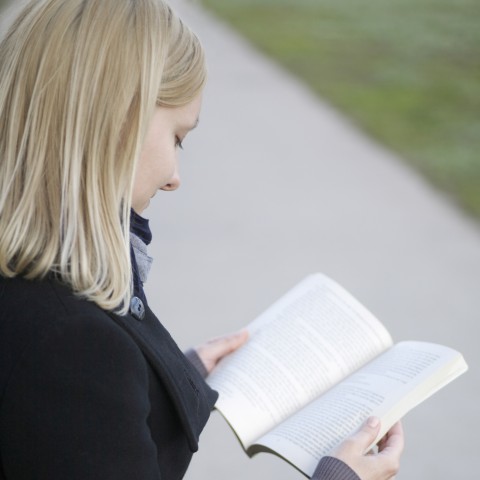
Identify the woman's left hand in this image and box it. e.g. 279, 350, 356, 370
194, 329, 249, 374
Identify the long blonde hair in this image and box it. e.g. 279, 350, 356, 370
0, 0, 206, 313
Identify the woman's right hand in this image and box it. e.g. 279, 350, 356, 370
331, 417, 404, 480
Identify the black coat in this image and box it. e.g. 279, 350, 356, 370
0, 276, 218, 480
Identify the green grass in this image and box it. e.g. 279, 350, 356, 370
202, 0, 480, 219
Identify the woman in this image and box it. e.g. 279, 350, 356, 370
0, 0, 403, 479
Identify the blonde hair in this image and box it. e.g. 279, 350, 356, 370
0, 0, 206, 313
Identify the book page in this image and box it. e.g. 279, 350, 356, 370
251, 341, 467, 477
207, 274, 393, 447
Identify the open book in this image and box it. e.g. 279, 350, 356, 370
206, 273, 468, 478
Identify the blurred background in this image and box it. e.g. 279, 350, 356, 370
201, 0, 480, 221
1, 0, 479, 479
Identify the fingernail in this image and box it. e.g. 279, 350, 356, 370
367, 417, 380, 428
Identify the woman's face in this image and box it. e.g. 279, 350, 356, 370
132, 94, 202, 214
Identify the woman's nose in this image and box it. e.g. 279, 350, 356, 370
161, 170, 181, 191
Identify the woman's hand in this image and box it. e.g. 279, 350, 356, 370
194, 329, 249, 374
332, 418, 404, 480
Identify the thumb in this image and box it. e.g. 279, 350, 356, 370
202, 329, 249, 357
350, 417, 381, 453
215, 329, 249, 355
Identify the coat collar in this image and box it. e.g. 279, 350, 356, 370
107, 306, 218, 452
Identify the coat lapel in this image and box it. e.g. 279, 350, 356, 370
107, 307, 218, 452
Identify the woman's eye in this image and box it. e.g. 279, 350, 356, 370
175, 136, 184, 150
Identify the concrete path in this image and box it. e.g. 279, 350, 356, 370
3, 1, 479, 478
146, 1, 480, 479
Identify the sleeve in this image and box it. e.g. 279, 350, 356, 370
184, 348, 209, 379
0, 313, 162, 480
311, 457, 361, 480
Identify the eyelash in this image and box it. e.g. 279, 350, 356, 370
175, 136, 184, 150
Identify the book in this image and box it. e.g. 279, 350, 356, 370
206, 273, 468, 478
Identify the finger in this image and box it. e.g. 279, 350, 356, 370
379, 422, 404, 457
347, 417, 382, 454
202, 329, 249, 358
377, 434, 388, 451
215, 329, 249, 354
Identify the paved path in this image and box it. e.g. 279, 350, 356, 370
3, 1, 479, 478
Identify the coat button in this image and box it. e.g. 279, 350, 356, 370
130, 296, 145, 321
